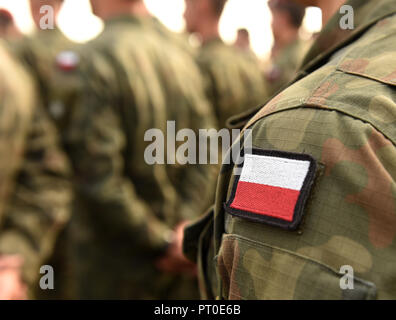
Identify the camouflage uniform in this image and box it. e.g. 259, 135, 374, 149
8, 28, 73, 121
264, 38, 311, 97
0, 42, 71, 296
51, 15, 216, 299
6, 27, 75, 300
197, 38, 268, 129
184, 0, 396, 300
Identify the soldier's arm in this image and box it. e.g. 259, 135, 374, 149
186, 106, 396, 300
0, 103, 72, 286
176, 110, 220, 221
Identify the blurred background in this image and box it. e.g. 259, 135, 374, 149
0, 0, 321, 58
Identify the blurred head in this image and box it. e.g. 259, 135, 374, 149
0, 9, 13, 28
90, 0, 144, 20
291, 0, 318, 7
269, 0, 305, 40
0, 9, 14, 37
290, 0, 346, 26
90, 0, 110, 18
235, 28, 251, 50
184, 0, 227, 33
29, 0, 63, 28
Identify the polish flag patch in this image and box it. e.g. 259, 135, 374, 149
225, 150, 317, 230
56, 51, 80, 72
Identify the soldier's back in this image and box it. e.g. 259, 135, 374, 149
55, 15, 216, 299
198, 38, 268, 128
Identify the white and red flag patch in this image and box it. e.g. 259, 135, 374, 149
56, 51, 80, 72
226, 150, 317, 230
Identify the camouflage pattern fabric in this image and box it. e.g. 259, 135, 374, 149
264, 38, 311, 97
50, 15, 217, 299
0, 41, 71, 295
6, 27, 76, 300
197, 38, 268, 129
7, 28, 73, 121
184, 0, 396, 300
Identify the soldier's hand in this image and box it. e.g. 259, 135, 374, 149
155, 222, 197, 276
0, 255, 27, 300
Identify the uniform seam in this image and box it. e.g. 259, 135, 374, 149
248, 104, 396, 148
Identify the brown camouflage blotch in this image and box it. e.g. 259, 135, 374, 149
244, 93, 284, 131
217, 237, 242, 300
308, 81, 340, 106
322, 129, 396, 248
382, 70, 396, 84
376, 18, 391, 28
339, 59, 370, 74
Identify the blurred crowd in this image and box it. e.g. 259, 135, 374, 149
0, 0, 314, 300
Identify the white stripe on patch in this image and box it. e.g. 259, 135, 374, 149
239, 154, 311, 191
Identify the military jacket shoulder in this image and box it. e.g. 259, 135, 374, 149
213, 12, 396, 300
246, 13, 396, 143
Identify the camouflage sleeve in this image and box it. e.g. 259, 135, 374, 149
196, 58, 223, 129
197, 49, 268, 130
62, 60, 173, 256
175, 114, 219, 221
0, 103, 72, 285
210, 107, 396, 300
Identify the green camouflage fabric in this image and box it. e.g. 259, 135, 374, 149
184, 0, 396, 300
50, 15, 217, 299
197, 38, 268, 129
8, 28, 73, 121
264, 38, 311, 97
0, 42, 71, 294
6, 27, 75, 300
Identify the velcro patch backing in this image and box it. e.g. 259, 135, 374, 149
225, 149, 317, 230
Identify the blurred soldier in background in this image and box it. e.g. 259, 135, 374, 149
184, 0, 396, 300
0, 42, 71, 299
184, 0, 268, 129
4, 0, 75, 299
49, 0, 217, 299
0, 9, 21, 39
264, 0, 309, 96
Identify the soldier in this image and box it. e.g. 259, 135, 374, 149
264, 0, 309, 96
3, 0, 76, 300
0, 42, 71, 299
183, 0, 268, 129
184, 0, 396, 300
50, 0, 217, 299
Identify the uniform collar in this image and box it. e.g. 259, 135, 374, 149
104, 14, 153, 28
201, 36, 224, 48
298, 0, 396, 78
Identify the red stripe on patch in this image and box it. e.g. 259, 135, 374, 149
230, 181, 300, 222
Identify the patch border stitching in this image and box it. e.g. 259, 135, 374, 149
224, 148, 317, 231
